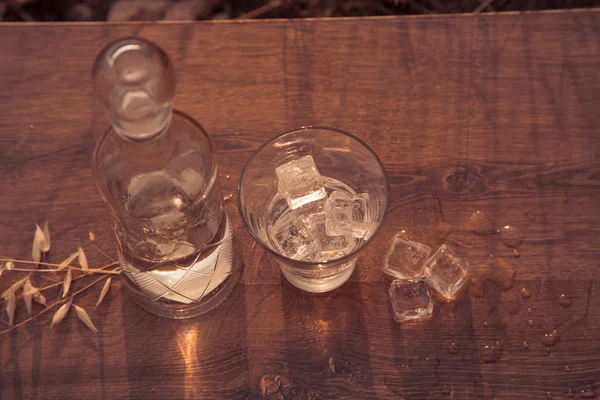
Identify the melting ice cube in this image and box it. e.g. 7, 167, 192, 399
424, 244, 469, 299
383, 234, 431, 279
389, 279, 433, 322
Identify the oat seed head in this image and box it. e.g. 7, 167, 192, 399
6, 290, 16, 326
31, 230, 42, 264
33, 290, 47, 307
96, 277, 111, 308
51, 299, 72, 329
23, 279, 35, 316
41, 221, 51, 253
62, 269, 72, 298
2, 276, 29, 299
78, 246, 88, 271
58, 251, 79, 271
74, 304, 98, 333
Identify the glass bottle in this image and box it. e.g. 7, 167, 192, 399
91, 37, 241, 318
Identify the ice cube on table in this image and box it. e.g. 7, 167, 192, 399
389, 279, 433, 322
324, 191, 370, 239
424, 244, 469, 299
269, 210, 319, 261
383, 234, 431, 279
275, 155, 327, 210
304, 212, 357, 261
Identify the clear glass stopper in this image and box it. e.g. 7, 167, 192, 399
92, 37, 176, 141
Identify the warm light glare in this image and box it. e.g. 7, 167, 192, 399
177, 326, 199, 398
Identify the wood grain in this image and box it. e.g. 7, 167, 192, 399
1, 10, 600, 399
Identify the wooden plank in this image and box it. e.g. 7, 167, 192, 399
1, 10, 599, 399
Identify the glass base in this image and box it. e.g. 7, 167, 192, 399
121, 240, 243, 319
279, 260, 356, 293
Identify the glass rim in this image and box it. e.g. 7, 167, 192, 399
237, 125, 390, 269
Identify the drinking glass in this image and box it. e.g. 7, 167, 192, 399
239, 126, 389, 292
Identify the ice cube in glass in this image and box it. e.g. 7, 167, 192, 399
383, 234, 431, 279
275, 155, 326, 210
305, 212, 357, 261
269, 210, 318, 261
324, 191, 370, 238
424, 244, 469, 299
389, 279, 433, 322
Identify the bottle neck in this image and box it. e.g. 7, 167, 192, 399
110, 100, 173, 142
112, 109, 176, 168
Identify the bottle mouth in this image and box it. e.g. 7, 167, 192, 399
92, 37, 176, 141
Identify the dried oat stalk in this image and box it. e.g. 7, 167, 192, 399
1, 223, 119, 334
1, 276, 28, 299
58, 251, 79, 271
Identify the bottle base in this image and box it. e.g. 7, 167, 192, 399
121, 241, 243, 319
279, 260, 356, 293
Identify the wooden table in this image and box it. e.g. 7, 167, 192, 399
1, 9, 599, 399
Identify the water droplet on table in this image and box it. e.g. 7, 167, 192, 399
480, 342, 503, 363
541, 331, 561, 347
470, 279, 486, 298
523, 210, 536, 222
433, 196, 453, 244
521, 288, 532, 299
567, 389, 575, 398
484, 321, 489, 327
499, 225, 524, 248
503, 291, 521, 315
528, 319, 535, 327
545, 392, 553, 399
441, 384, 451, 395
467, 211, 495, 235
564, 365, 571, 372
474, 377, 495, 399
522, 341, 530, 349
581, 389, 596, 399
513, 249, 521, 258
558, 294, 572, 308
487, 256, 517, 290
448, 342, 460, 354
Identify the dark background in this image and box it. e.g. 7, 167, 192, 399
0, 0, 598, 22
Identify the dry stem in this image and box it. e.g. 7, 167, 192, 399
0, 261, 118, 304
0, 270, 117, 335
